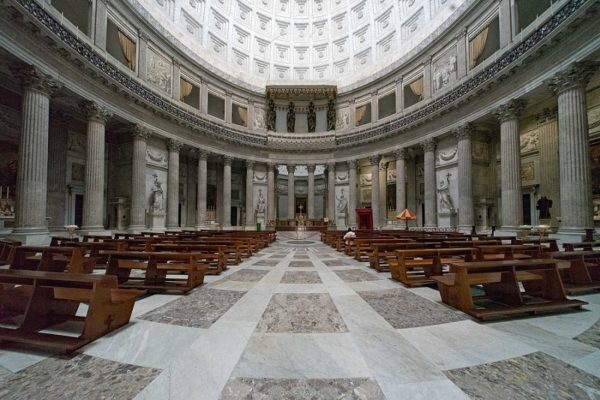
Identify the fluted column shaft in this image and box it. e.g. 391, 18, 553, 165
370, 156, 381, 229
422, 140, 437, 227
166, 140, 182, 229
348, 160, 358, 227
129, 126, 150, 231
223, 156, 232, 227
307, 165, 315, 219
395, 150, 407, 228
267, 164, 276, 223
12, 67, 59, 233
196, 151, 208, 228
287, 166, 295, 219
455, 124, 474, 230
80, 101, 111, 231
537, 110, 560, 227
379, 162, 388, 226
495, 100, 525, 229
550, 62, 596, 232
327, 164, 336, 225
47, 113, 69, 231
246, 161, 255, 227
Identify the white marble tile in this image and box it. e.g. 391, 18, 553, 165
131, 294, 181, 318
0, 349, 48, 373
518, 302, 600, 338
82, 320, 202, 369
232, 333, 371, 379
275, 283, 328, 293
570, 350, 600, 378
397, 320, 536, 370
346, 279, 402, 292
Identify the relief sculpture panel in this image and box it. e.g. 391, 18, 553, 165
147, 48, 172, 95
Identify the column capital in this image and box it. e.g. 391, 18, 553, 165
493, 99, 526, 123
369, 155, 381, 166
132, 124, 151, 141
347, 159, 358, 169
223, 155, 234, 165
453, 122, 475, 141
307, 164, 316, 173
287, 165, 296, 174
267, 161, 277, 170
246, 160, 255, 169
10, 64, 61, 96
536, 107, 558, 125
79, 100, 112, 124
167, 139, 183, 153
197, 149, 209, 160
394, 148, 408, 160
420, 138, 436, 152
379, 161, 389, 171
547, 61, 598, 94
326, 162, 336, 170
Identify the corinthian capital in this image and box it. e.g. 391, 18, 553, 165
493, 99, 526, 123
79, 100, 112, 124
132, 124, 151, 141
167, 139, 183, 153
369, 155, 382, 166
394, 148, 408, 161
548, 61, 598, 94
420, 138, 436, 152
453, 123, 475, 141
10, 64, 61, 96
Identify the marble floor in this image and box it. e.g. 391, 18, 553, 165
1, 233, 600, 399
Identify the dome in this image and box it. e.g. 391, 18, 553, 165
133, 0, 468, 92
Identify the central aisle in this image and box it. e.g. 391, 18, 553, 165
1, 234, 599, 399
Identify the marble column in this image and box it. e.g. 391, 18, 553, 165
79, 100, 111, 232
494, 99, 525, 231
536, 109, 560, 227
369, 156, 381, 229
395, 149, 407, 229
267, 163, 276, 224
47, 112, 70, 231
166, 139, 182, 229
327, 163, 336, 226
245, 161, 255, 227
222, 156, 232, 228
196, 150, 208, 229
348, 160, 358, 227
455, 123, 475, 232
129, 125, 150, 232
307, 164, 315, 219
549, 62, 596, 235
287, 165, 295, 219
11, 66, 60, 235
379, 160, 388, 227
421, 139, 437, 227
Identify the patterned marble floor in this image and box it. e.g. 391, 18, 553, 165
1, 235, 599, 399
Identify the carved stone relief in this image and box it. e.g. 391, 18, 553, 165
335, 170, 348, 183
521, 162, 535, 181
359, 173, 372, 186
67, 131, 86, 154
436, 146, 458, 165
146, 48, 172, 94
520, 130, 539, 154
254, 107, 266, 129
146, 148, 168, 168
472, 141, 488, 161
387, 168, 396, 182
336, 107, 350, 130
432, 52, 457, 92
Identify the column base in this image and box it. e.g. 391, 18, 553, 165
127, 225, 146, 233
78, 228, 112, 237
458, 225, 475, 234
496, 226, 528, 238
551, 228, 594, 246
8, 231, 51, 245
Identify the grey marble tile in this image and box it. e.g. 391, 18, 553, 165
256, 293, 348, 333
268, 254, 284, 259
0, 354, 159, 400
139, 288, 246, 328
253, 259, 280, 267
219, 377, 385, 400
225, 269, 270, 282
322, 259, 351, 266
281, 271, 322, 284
445, 352, 600, 400
292, 255, 310, 259
334, 269, 382, 283
359, 288, 466, 329
575, 318, 600, 348
289, 261, 314, 268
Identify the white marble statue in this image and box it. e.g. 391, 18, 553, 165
336, 188, 348, 214
150, 173, 164, 212
256, 188, 266, 213
438, 174, 454, 212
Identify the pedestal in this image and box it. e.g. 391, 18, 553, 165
147, 211, 166, 232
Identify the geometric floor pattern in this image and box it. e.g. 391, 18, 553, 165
1, 236, 599, 399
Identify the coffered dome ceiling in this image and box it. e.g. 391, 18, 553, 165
133, 0, 469, 92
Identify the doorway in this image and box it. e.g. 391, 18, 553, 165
522, 193, 532, 225
74, 194, 83, 227
231, 206, 237, 226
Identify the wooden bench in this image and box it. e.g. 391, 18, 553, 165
390, 248, 478, 287
150, 243, 227, 274
563, 242, 600, 252
513, 238, 559, 252
0, 239, 21, 265
10, 246, 94, 273
105, 251, 207, 293
433, 259, 587, 320
476, 244, 544, 261
0, 269, 143, 352
549, 251, 600, 294
369, 242, 442, 272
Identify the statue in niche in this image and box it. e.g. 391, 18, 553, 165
437, 173, 454, 212
307, 101, 316, 133
256, 188, 266, 214
150, 173, 164, 212
287, 102, 295, 133
327, 99, 336, 131
336, 188, 348, 214
536, 196, 552, 219
266, 99, 276, 131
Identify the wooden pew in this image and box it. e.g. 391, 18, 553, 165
10, 246, 93, 273
369, 242, 442, 272
0, 269, 143, 352
390, 248, 478, 287
513, 238, 559, 252
0, 239, 21, 265
476, 244, 544, 261
433, 259, 586, 320
150, 243, 227, 274
105, 251, 207, 293
550, 251, 600, 294
563, 242, 600, 252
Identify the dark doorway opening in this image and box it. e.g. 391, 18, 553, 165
75, 194, 84, 227
522, 194, 531, 225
